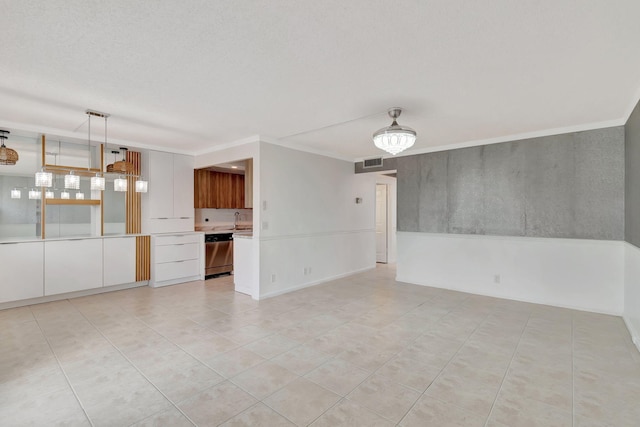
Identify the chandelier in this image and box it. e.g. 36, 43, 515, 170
372, 108, 416, 155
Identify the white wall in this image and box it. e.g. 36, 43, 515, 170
397, 232, 624, 315
258, 142, 376, 298
624, 242, 640, 351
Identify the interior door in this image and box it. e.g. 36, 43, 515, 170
376, 184, 388, 263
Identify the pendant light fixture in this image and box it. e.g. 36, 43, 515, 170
11, 188, 21, 199
75, 191, 85, 200
0, 130, 19, 165
64, 170, 80, 189
91, 174, 105, 191
35, 169, 53, 187
106, 146, 133, 174
28, 189, 41, 200
372, 108, 417, 155
45, 190, 55, 199
86, 110, 107, 191
114, 176, 128, 192
36, 151, 54, 188
135, 179, 148, 193
61, 190, 70, 200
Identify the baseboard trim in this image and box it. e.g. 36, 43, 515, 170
0, 281, 149, 311
149, 275, 201, 288
623, 316, 640, 353
395, 275, 623, 317
258, 265, 376, 300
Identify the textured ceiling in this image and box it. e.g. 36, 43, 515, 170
1, 0, 640, 161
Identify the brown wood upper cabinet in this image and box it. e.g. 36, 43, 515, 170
194, 170, 245, 209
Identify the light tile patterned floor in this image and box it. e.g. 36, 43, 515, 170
1, 264, 639, 426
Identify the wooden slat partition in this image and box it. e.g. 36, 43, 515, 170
135, 235, 150, 281
126, 151, 142, 234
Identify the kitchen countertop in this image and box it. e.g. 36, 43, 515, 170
196, 226, 253, 235
233, 231, 253, 239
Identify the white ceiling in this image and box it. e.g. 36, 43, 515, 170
2, 1, 640, 161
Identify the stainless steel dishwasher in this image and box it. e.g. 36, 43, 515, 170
205, 233, 233, 277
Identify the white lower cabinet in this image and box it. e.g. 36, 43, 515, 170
45, 239, 103, 296
150, 232, 203, 287
0, 241, 44, 303
103, 237, 136, 287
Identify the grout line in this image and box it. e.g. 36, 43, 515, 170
28, 303, 96, 427
68, 301, 198, 427
482, 309, 533, 427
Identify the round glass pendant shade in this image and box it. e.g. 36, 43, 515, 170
372, 108, 417, 155
373, 129, 416, 155
11, 188, 21, 199
61, 191, 70, 200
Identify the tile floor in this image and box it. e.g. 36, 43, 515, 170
1, 265, 640, 426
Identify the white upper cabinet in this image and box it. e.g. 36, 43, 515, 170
173, 154, 195, 218
143, 151, 195, 233
147, 151, 175, 219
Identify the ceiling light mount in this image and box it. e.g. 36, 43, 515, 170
372, 107, 417, 155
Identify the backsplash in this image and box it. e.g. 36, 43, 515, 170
195, 208, 253, 229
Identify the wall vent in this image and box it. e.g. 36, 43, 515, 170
363, 157, 383, 168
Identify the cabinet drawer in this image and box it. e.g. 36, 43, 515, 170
155, 259, 199, 282
155, 233, 201, 246
156, 242, 199, 263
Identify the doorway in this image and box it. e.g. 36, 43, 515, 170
376, 183, 388, 263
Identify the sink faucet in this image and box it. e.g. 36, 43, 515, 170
234, 212, 240, 229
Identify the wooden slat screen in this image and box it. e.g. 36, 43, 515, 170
126, 151, 142, 234
135, 235, 150, 281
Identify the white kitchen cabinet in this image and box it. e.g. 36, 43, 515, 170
103, 236, 136, 287
150, 232, 204, 287
147, 151, 174, 219
45, 239, 103, 296
0, 241, 44, 303
173, 153, 195, 218
143, 151, 194, 233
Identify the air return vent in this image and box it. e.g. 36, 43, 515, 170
363, 157, 383, 168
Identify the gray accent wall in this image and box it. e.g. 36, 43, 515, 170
397, 127, 625, 240
626, 100, 640, 247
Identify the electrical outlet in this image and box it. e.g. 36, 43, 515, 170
303, 267, 307, 275
270, 273, 276, 283
262, 200, 267, 210
494, 274, 501, 284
